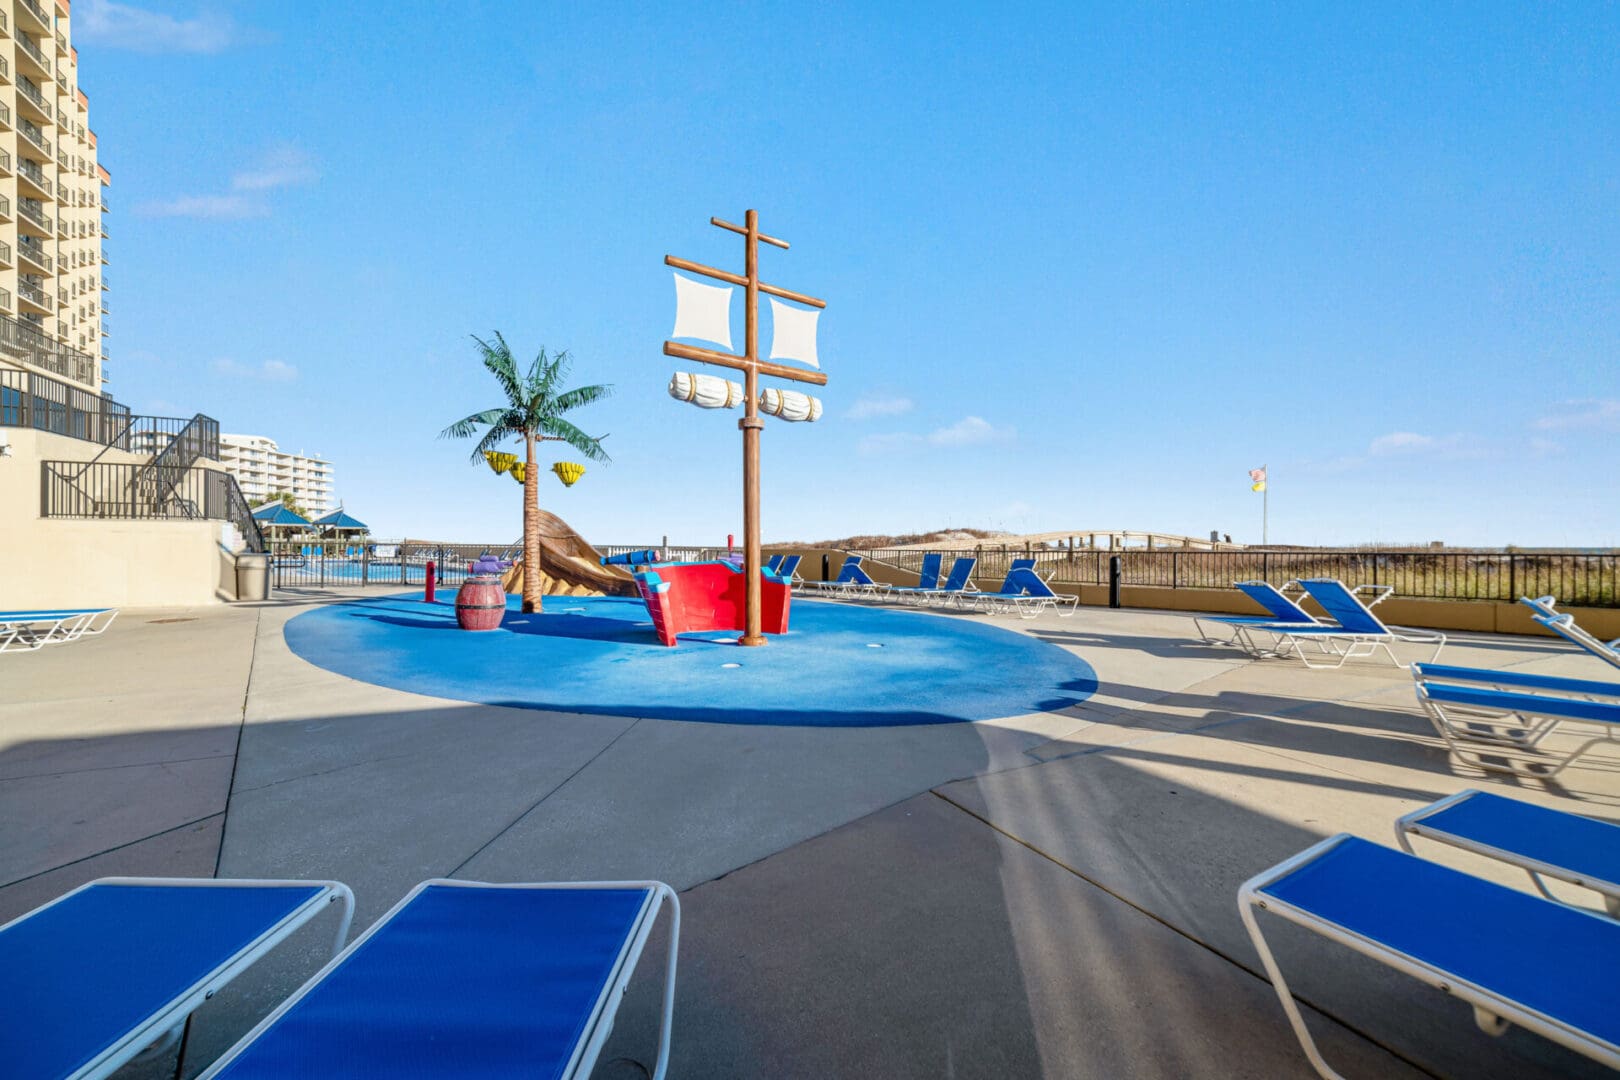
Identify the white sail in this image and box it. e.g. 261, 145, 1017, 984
759, 387, 823, 423
671, 273, 734, 350
669, 371, 744, 410
767, 297, 820, 368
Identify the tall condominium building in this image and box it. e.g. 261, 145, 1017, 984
0, 0, 108, 392
216, 433, 337, 518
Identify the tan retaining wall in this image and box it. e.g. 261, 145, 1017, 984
0, 427, 240, 609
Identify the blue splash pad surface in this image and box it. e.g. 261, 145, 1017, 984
284, 594, 1097, 728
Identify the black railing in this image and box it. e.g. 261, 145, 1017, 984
1, 365, 128, 441
133, 413, 220, 517
42, 460, 221, 520
850, 547, 1620, 609
223, 475, 265, 553
267, 540, 508, 589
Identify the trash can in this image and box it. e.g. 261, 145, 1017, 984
236, 552, 270, 602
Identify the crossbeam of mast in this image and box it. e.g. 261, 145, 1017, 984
664, 255, 827, 309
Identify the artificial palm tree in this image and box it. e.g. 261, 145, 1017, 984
441, 333, 611, 613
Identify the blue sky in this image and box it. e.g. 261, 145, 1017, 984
81, 2, 1618, 546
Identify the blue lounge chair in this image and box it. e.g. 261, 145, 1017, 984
1193, 581, 1320, 647
777, 554, 803, 583
1241, 834, 1620, 1079
1253, 579, 1445, 668
1412, 663, 1620, 700
1397, 789, 1620, 917
887, 553, 944, 604
0, 608, 119, 654
799, 555, 882, 597
1412, 676, 1620, 778
199, 879, 679, 1080
1525, 600, 1620, 672
972, 560, 1078, 618
906, 556, 978, 608
0, 876, 353, 1080
765, 554, 784, 572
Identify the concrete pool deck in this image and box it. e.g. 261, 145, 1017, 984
3, 590, 1617, 1078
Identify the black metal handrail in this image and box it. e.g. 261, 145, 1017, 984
0, 311, 99, 387
41, 460, 217, 521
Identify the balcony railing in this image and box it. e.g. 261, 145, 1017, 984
19, 118, 51, 157
17, 33, 49, 74
0, 288, 10, 312
16, 0, 49, 31
17, 240, 52, 272
17, 77, 50, 119
0, 102, 11, 129
18, 199, 49, 230
0, 241, 10, 266
18, 158, 46, 188
0, 195, 8, 220
0, 311, 99, 385
17, 280, 47, 307
0, 56, 10, 82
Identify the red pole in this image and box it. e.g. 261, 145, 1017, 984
425, 559, 437, 603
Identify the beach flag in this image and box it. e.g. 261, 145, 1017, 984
1249, 466, 1267, 493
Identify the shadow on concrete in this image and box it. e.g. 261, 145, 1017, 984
5, 601, 1615, 1079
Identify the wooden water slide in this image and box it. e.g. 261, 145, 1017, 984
499, 508, 639, 598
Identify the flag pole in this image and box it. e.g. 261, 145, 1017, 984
1263, 480, 1268, 546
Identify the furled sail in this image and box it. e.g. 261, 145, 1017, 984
669, 371, 744, 409
759, 387, 823, 422
671, 273, 734, 350
767, 297, 820, 368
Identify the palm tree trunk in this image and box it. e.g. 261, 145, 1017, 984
523, 432, 542, 613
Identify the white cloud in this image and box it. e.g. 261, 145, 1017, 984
1529, 437, 1563, 457
856, 432, 917, 456
137, 145, 317, 221
847, 395, 914, 421
75, 0, 242, 54
136, 194, 265, 220
1368, 431, 1436, 456
1534, 398, 1620, 432
212, 358, 298, 382
928, 416, 1014, 447
232, 145, 320, 192
857, 415, 1015, 455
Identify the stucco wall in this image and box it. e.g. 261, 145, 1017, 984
0, 427, 239, 609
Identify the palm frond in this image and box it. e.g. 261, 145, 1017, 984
439, 407, 514, 441
552, 382, 614, 415
542, 416, 612, 463
472, 332, 525, 408
472, 422, 523, 462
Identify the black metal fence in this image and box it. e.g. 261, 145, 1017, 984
1, 366, 220, 459
2, 366, 129, 443
41, 460, 231, 520
852, 547, 1620, 608
0, 309, 99, 385
267, 540, 519, 589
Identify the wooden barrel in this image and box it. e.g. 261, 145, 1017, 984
455, 575, 507, 631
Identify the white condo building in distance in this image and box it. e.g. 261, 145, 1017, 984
217, 433, 335, 518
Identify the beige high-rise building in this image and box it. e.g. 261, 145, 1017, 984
0, 0, 108, 392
